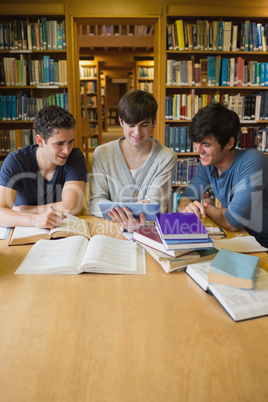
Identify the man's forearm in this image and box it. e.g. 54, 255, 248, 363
177, 197, 192, 212
205, 204, 238, 232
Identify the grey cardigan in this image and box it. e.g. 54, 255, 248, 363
88, 137, 177, 217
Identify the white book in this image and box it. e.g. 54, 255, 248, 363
15, 234, 146, 275
186, 261, 268, 321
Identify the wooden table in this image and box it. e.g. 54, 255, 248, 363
0, 216, 268, 402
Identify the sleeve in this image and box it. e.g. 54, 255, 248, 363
65, 148, 88, 183
87, 147, 113, 217
0, 153, 20, 190
225, 153, 268, 230
180, 163, 211, 201
143, 149, 177, 212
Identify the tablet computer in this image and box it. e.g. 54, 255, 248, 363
99, 202, 160, 221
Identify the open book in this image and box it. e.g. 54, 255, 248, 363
186, 260, 268, 321
15, 235, 146, 275
9, 214, 91, 246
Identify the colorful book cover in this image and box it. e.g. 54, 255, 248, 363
155, 212, 209, 240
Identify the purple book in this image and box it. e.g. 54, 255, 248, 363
155, 212, 208, 240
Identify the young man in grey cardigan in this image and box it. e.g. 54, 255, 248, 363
88, 89, 177, 232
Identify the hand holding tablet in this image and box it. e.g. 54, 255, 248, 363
99, 202, 160, 221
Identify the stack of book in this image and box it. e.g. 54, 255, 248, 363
133, 212, 217, 273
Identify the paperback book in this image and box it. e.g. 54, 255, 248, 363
186, 261, 268, 322
208, 248, 259, 289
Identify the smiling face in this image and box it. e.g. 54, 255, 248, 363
194, 135, 235, 173
119, 117, 156, 149
37, 128, 75, 167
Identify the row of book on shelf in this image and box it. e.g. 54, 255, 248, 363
166, 58, 268, 88
80, 81, 96, 93
0, 18, 66, 51
137, 66, 154, 79
1, 56, 67, 87
165, 91, 268, 121
0, 92, 68, 121
173, 157, 198, 187
167, 19, 268, 52
0, 128, 34, 155
138, 82, 154, 93
79, 66, 97, 79
165, 124, 268, 153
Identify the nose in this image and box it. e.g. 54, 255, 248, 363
62, 143, 73, 155
134, 125, 142, 135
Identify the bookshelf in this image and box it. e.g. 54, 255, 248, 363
135, 60, 154, 94
100, 72, 107, 132
107, 107, 119, 126
0, 4, 70, 162
160, 5, 268, 191
79, 59, 101, 147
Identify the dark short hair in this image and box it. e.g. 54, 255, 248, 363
34, 105, 76, 143
189, 102, 241, 149
118, 89, 158, 124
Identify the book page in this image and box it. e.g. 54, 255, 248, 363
50, 214, 89, 238
210, 268, 268, 321
185, 261, 211, 291
81, 235, 146, 274
213, 236, 268, 253
15, 236, 88, 274
12, 225, 49, 240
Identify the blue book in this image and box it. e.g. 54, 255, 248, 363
6, 95, 11, 120
64, 92, 68, 110
165, 124, 169, 147
174, 127, 180, 152
11, 95, 17, 120
155, 224, 213, 250
179, 126, 186, 152
186, 127, 192, 152
155, 212, 208, 240
1, 95, 7, 120
208, 248, 259, 289
217, 21, 223, 50
221, 58, 228, 86
168, 126, 174, 150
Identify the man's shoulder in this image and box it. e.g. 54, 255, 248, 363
3, 145, 37, 166
153, 139, 177, 158
235, 148, 268, 165
93, 139, 119, 156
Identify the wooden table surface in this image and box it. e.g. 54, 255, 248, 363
0, 216, 268, 402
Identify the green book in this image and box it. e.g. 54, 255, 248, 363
208, 248, 259, 289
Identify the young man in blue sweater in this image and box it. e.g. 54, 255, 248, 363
178, 102, 268, 247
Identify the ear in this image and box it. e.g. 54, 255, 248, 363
225, 137, 235, 150
152, 118, 157, 128
36, 134, 45, 148
118, 117, 124, 128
